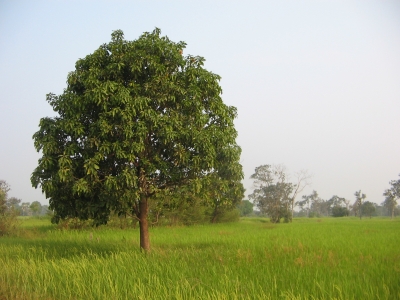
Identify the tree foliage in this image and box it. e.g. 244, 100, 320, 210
31, 29, 243, 250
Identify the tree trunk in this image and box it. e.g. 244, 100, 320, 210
290, 201, 294, 222
139, 195, 150, 252
211, 205, 219, 223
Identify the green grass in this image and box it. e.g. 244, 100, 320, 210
1, 217, 399, 299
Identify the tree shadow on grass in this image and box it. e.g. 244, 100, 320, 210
2, 236, 142, 261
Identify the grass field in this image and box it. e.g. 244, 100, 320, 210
0, 217, 399, 299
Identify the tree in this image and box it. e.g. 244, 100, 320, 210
382, 174, 400, 219
249, 165, 294, 223
297, 190, 321, 217
332, 206, 349, 217
30, 201, 42, 216
354, 190, 366, 219
41, 205, 52, 216
238, 200, 254, 216
0, 180, 20, 236
343, 198, 351, 212
249, 164, 310, 222
382, 190, 396, 218
326, 195, 347, 216
21, 203, 31, 216
0, 189, 6, 216
6, 197, 22, 215
361, 201, 376, 218
288, 170, 312, 220
31, 29, 243, 251
0, 180, 11, 215
0, 180, 10, 214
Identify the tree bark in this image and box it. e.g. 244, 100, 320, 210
139, 195, 150, 252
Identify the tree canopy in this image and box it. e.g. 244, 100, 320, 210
31, 29, 243, 250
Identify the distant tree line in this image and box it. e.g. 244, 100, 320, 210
249, 166, 400, 223
0, 180, 49, 218
295, 190, 397, 218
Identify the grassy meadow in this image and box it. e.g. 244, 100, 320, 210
0, 217, 399, 299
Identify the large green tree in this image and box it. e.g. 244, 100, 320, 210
31, 29, 243, 251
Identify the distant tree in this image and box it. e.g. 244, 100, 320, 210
332, 206, 349, 217
312, 198, 325, 217
326, 195, 348, 217
354, 190, 366, 219
0, 189, 6, 216
30, 201, 42, 216
295, 198, 309, 217
343, 198, 351, 212
238, 200, 254, 216
249, 165, 296, 223
327, 195, 345, 212
21, 202, 31, 216
249, 164, 310, 223
361, 201, 376, 218
31, 29, 243, 251
6, 197, 21, 215
0, 180, 10, 215
0, 181, 20, 236
299, 190, 325, 217
288, 170, 312, 220
382, 174, 400, 219
41, 205, 52, 216
0, 180, 11, 215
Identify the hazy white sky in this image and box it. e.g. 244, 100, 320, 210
1, 0, 399, 205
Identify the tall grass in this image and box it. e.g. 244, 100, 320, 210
0, 217, 399, 299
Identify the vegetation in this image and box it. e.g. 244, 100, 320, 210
382, 174, 400, 219
0, 217, 399, 299
238, 200, 254, 216
362, 201, 376, 218
249, 164, 310, 223
354, 190, 367, 219
0, 180, 20, 236
331, 206, 349, 217
31, 29, 243, 251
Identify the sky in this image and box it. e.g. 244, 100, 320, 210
0, 0, 399, 206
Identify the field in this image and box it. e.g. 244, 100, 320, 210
0, 217, 399, 299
